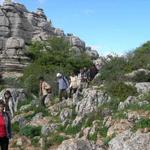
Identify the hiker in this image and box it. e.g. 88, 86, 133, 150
56, 73, 69, 101
3, 90, 15, 118
0, 100, 12, 150
39, 76, 51, 107
69, 72, 78, 98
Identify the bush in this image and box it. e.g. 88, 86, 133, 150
105, 81, 137, 101
48, 134, 66, 145
127, 41, 150, 70
132, 118, 150, 131
99, 56, 132, 82
12, 122, 20, 133
22, 37, 92, 95
19, 125, 41, 138
65, 125, 82, 135
88, 133, 97, 141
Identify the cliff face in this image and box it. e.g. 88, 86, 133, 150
0, 1, 98, 78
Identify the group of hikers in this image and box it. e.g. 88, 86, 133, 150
39, 65, 98, 106
0, 64, 98, 149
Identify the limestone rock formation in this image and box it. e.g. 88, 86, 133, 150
0, 1, 99, 79
108, 130, 150, 150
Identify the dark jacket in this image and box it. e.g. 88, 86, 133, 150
3, 112, 12, 139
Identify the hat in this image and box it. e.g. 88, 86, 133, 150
56, 73, 62, 77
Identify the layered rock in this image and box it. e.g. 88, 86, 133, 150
0, 1, 99, 79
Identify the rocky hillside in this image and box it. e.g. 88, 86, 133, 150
0, 1, 150, 150
0, 0, 98, 79
4, 80, 150, 150
0, 40, 148, 150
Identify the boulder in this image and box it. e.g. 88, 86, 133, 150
75, 88, 111, 117
57, 138, 92, 150
60, 108, 72, 122
135, 82, 150, 94
108, 130, 150, 150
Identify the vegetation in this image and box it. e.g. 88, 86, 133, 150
105, 81, 137, 101
19, 125, 41, 138
21, 37, 92, 95
132, 118, 150, 131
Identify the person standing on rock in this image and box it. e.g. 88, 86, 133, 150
56, 73, 69, 101
39, 76, 51, 107
0, 100, 12, 150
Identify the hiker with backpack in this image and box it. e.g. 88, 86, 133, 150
56, 73, 69, 101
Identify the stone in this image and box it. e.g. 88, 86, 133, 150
75, 88, 111, 117
72, 116, 83, 127
20, 104, 32, 112
127, 110, 150, 122
107, 119, 133, 137
0, 2, 99, 78
5, 37, 25, 56
118, 96, 138, 110
60, 108, 72, 122
108, 130, 150, 150
135, 82, 150, 94
57, 138, 92, 150
85, 47, 99, 59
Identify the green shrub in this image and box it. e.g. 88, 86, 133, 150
83, 112, 102, 128
19, 125, 41, 138
31, 138, 40, 147
132, 118, 150, 131
105, 81, 137, 101
88, 133, 97, 141
113, 111, 127, 119
132, 71, 150, 82
34, 106, 49, 117
127, 41, 150, 70
65, 125, 81, 135
98, 126, 108, 138
12, 122, 20, 133
46, 133, 67, 146
22, 37, 92, 95
99, 56, 132, 82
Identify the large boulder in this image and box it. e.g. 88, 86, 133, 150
75, 88, 111, 117
66, 35, 85, 48
0, 88, 26, 101
5, 37, 25, 56
135, 82, 150, 94
108, 130, 150, 150
57, 138, 105, 150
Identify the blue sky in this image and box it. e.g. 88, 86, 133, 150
1, 0, 150, 55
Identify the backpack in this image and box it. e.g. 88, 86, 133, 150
62, 76, 69, 88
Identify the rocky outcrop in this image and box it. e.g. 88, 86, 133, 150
57, 138, 105, 150
135, 82, 150, 94
124, 69, 150, 82
108, 130, 150, 150
0, 1, 99, 78
75, 88, 111, 117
